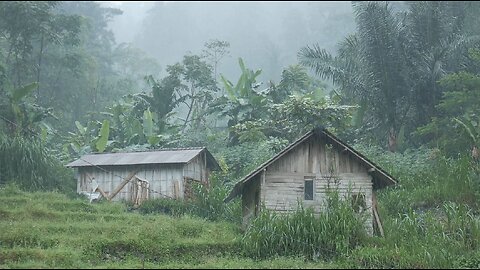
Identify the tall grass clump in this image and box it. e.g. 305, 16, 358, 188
355, 144, 480, 213
344, 145, 480, 268
348, 201, 480, 268
0, 134, 74, 192
381, 154, 480, 214
189, 167, 241, 223
241, 190, 367, 260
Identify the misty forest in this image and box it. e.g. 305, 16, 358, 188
1, 1, 480, 268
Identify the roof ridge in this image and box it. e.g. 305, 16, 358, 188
66, 147, 213, 168
86, 147, 206, 155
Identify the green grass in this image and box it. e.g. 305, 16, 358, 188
0, 184, 332, 269
242, 192, 367, 260
349, 147, 480, 268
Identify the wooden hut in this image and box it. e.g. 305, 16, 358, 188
224, 128, 397, 235
67, 147, 219, 205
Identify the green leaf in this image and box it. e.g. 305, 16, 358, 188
221, 75, 236, 101
148, 135, 161, 146
41, 126, 48, 142
70, 142, 80, 152
75, 121, 85, 135
96, 120, 110, 153
143, 108, 154, 137
352, 101, 366, 128
253, 69, 262, 78
11, 82, 38, 102
454, 117, 477, 144
238, 58, 246, 73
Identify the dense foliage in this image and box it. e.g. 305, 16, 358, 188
1, 1, 480, 268
299, 1, 480, 152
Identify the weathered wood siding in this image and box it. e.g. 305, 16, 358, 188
183, 152, 209, 183
260, 135, 374, 234
77, 164, 186, 201
267, 135, 366, 174
242, 175, 261, 227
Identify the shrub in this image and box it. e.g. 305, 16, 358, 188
189, 165, 241, 223
241, 190, 367, 260
137, 198, 190, 217
0, 134, 74, 192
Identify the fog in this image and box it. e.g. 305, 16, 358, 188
102, 1, 355, 83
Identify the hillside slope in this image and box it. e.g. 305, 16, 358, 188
0, 185, 332, 269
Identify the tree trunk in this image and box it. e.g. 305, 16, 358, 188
388, 127, 397, 152
36, 34, 45, 104
472, 145, 479, 160
182, 84, 195, 132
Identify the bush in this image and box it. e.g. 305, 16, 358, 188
0, 134, 74, 192
189, 165, 241, 223
355, 144, 480, 213
454, 250, 480, 269
355, 201, 480, 268
241, 190, 368, 260
137, 198, 190, 217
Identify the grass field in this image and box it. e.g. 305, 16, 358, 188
0, 185, 335, 269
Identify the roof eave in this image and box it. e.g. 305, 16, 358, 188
224, 183, 242, 203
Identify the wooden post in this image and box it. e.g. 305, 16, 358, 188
95, 186, 109, 200
174, 181, 180, 199
261, 169, 266, 202
204, 151, 209, 188
108, 170, 138, 201
372, 192, 384, 237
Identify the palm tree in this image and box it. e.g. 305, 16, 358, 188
299, 1, 476, 151
300, 1, 408, 152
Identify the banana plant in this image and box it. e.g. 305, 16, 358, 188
454, 116, 480, 159
213, 58, 267, 145
66, 120, 103, 155
2, 82, 54, 136
143, 108, 161, 146
221, 58, 262, 101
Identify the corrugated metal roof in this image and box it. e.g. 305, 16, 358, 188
66, 148, 207, 167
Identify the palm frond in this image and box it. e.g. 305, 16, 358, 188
298, 44, 345, 85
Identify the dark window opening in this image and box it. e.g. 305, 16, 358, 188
304, 180, 314, 200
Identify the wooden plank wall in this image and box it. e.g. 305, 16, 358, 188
267, 135, 366, 175
242, 175, 261, 228
260, 135, 374, 234
77, 164, 186, 202
183, 154, 207, 183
